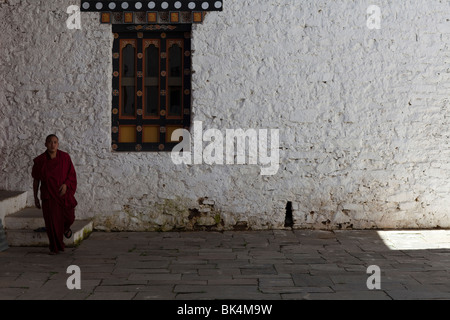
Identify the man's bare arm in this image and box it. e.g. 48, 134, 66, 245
33, 179, 41, 209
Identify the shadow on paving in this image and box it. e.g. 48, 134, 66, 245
0, 229, 450, 300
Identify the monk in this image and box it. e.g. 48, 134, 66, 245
32, 135, 77, 255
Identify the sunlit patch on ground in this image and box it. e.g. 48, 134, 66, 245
377, 230, 450, 250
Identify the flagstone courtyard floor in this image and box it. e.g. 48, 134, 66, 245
1, 229, 450, 300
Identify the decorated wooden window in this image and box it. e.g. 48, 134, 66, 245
111, 25, 192, 152
80, 1, 223, 152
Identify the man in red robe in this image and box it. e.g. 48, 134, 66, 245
32, 135, 77, 255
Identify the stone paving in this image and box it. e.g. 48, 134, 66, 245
1, 229, 450, 300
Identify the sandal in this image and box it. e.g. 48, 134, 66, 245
64, 229, 72, 239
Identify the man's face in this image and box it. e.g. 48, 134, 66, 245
45, 137, 59, 153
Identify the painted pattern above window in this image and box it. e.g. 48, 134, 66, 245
80, 1, 223, 12
81, 1, 222, 24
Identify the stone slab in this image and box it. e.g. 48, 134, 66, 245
5, 220, 93, 247
4, 207, 44, 230
0, 190, 27, 223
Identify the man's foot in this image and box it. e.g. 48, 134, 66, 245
49, 251, 57, 255
64, 229, 72, 239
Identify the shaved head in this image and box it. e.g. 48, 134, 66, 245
45, 134, 58, 143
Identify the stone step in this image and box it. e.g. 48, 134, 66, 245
0, 190, 27, 251
4, 207, 44, 230
4, 206, 93, 247
0, 190, 28, 223
5, 219, 94, 247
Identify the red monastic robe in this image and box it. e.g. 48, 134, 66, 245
32, 150, 77, 253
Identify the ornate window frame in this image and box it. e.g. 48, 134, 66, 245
80, 1, 223, 152
111, 25, 192, 152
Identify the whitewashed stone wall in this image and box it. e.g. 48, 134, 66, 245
0, 0, 449, 231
